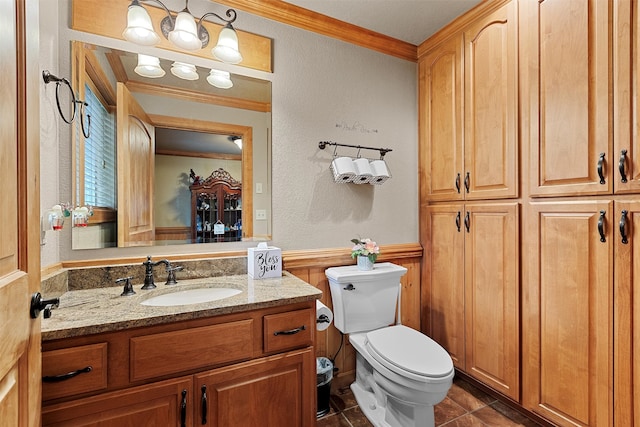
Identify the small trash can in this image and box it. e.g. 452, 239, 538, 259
316, 357, 333, 417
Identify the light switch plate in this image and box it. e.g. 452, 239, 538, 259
256, 183, 263, 194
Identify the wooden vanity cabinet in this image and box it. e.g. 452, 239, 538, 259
41, 302, 316, 427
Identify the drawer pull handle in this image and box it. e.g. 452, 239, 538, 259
273, 325, 306, 336
201, 385, 208, 425
455, 173, 461, 193
464, 172, 470, 193
42, 366, 92, 383
455, 211, 461, 232
598, 210, 606, 242
180, 389, 187, 427
620, 210, 629, 244
619, 150, 628, 183
597, 152, 606, 184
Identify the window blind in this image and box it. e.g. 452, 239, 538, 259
82, 84, 116, 208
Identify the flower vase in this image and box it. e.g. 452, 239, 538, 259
357, 256, 374, 271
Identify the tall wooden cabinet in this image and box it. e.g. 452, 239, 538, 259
190, 168, 242, 243
423, 202, 519, 400
422, 0, 640, 424
420, 0, 518, 203
419, 0, 520, 402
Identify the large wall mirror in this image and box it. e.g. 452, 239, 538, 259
71, 41, 272, 250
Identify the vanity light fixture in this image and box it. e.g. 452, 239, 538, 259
231, 136, 242, 149
123, 0, 243, 64
134, 53, 166, 78
207, 69, 233, 89
170, 61, 199, 80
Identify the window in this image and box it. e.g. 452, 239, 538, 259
79, 84, 116, 208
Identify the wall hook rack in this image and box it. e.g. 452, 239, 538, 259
318, 141, 392, 159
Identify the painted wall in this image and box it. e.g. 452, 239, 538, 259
39, 0, 418, 266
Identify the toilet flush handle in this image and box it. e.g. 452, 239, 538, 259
344, 284, 356, 291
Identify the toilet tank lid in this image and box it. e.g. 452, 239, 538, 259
325, 263, 407, 283
366, 325, 453, 378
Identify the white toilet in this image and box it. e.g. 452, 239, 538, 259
326, 262, 454, 427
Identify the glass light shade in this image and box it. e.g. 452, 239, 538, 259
134, 54, 165, 78
168, 11, 203, 51
232, 137, 242, 149
206, 69, 233, 89
212, 25, 243, 64
123, 4, 160, 46
171, 62, 199, 80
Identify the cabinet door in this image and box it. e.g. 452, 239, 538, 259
419, 35, 464, 202
195, 348, 315, 427
422, 204, 466, 368
523, 201, 613, 426
523, 0, 612, 197
464, 203, 519, 400
464, 1, 518, 200
614, 1, 640, 193
42, 377, 193, 427
614, 200, 640, 425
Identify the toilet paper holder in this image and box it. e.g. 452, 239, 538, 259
319, 141, 393, 185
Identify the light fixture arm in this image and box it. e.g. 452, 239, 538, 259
135, 0, 175, 26
198, 8, 238, 27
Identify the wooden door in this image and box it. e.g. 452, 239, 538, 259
464, 202, 519, 400
614, 0, 640, 194
422, 204, 466, 368
195, 348, 315, 427
463, 1, 518, 200
523, 0, 612, 197
614, 200, 640, 426
0, 0, 41, 425
523, 200, 613, 426
117, 83, 155, 246
419, 35, 464, 202
41, 377, 193, 426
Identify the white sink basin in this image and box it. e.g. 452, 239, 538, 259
140, 287, 242, 307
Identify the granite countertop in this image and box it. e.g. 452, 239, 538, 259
41, 272, 322, 341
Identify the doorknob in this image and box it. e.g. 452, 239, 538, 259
30, 292, 60, 319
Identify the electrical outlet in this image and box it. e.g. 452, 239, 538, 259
256, 209, 267, 220
256, 183, 263, 194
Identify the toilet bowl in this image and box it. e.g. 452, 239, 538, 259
326, 263, 454, 427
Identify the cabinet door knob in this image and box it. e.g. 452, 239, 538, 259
597, 152, 606, 185
620, 210, 629, 244
619, 150, 628, 183
598, 210, 606, 242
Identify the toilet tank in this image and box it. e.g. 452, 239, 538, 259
325, 263, 408, 334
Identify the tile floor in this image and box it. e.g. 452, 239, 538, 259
317, 375, 545, 427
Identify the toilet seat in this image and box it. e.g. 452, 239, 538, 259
365, 325, 454, 381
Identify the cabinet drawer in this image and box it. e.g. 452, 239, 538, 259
264, 309, 314, 353
130, 319, 254, 381
42, 343, 108, 401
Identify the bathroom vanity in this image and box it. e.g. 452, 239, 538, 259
40, 273, 321, 427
